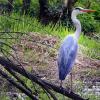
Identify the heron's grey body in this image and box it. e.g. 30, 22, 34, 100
58, 7, 95, 84
58, 7, 81, 81
58, 35, 78, 80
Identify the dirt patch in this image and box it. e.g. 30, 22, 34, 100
0, 32, 100, 98
9, 32, 100, 85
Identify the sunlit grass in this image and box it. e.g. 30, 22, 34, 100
79, 35, 100, 59
0, 13, 99, 59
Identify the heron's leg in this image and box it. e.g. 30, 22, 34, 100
60, 80, 66, 100
60, 80, 63, 88
70, 72, 73, 91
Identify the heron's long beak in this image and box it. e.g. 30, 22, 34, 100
81, 9, 96, 13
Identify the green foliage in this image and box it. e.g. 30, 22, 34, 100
89, 0, 100, 21
82, 94, 100, 100
1, 0, 100, 33
13, 0, 23, 6
49, 0, 61, 8
0, 13, 68, 37
49, 0, 100, 34
79, 35, 100, 59
0, 13, 99, 60
75, 0, 100, 34
79, 14, 99, 33
0, 1, 100, 98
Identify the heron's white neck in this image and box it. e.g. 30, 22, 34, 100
71, 12, 81, 41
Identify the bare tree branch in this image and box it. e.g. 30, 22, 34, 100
0, 43, 57, 100
0, 69, 38, 100
0, 56, 88, 100
4, 66, 33, 94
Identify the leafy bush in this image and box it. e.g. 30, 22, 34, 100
90, 0, 100, 21
78, 14, 100, 34
48, 0, 100, 34
75, 0, 100, 34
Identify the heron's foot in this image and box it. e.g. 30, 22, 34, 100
60, 85, 63, 90
60, 80, 63, 88
65, 87, 72, 93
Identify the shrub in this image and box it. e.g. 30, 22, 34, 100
78, 14, 100, 34
75, 0, 100, 35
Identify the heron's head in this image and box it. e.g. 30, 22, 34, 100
72, 7, 96, 16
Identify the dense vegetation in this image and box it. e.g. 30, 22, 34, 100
0, 13, 100, 59
0, 0, 100, 100
0, 0, 100, 34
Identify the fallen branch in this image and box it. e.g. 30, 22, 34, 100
0, 69, 38, 100
0, 57, 57, 100
0, 56, 88, 100
4, 66, 33, 94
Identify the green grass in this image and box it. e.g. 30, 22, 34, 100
0, 95, 9, 100
0, 13, 99, 59
79, 35, 100, 59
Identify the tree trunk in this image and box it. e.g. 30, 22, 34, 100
38, 0, 77, 24
67, 0, 78, 20
22, 0, 31, 14
7, 0, 13, 14
61, 0, 77, 21
38, 0, 49, 24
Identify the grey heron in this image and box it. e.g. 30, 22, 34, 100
58, 7, 96, 87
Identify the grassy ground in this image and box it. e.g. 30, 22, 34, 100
0, 13, 100, 59
0, 32, 99, 100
